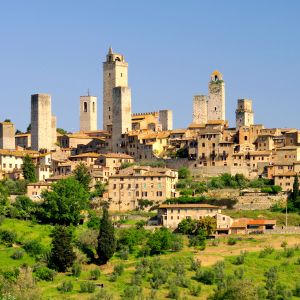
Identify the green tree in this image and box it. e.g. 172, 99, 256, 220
48, 226, 76, 272
73, 163, 92, 191
4, 119, 11, 122
178, 167, 191, 179
147, 227, 173, 254
56, 128, 67, 135
11, 195, 36, 220
41, 177, 89, 225
22, 155, 37, 183
293, 175, 299, 201
97, 207, 116, 264
0, 182, 9, 215
90, 182, 106, 199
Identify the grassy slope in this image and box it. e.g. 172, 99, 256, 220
1, 219, 300, 299
224, 209, 300, 226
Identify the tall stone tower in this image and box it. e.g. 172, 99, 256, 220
159, 110, 173, 131
0, 121, 15, 150
80, 95, 97, 132
193, 95, 208, 124
51, 115, 57, 145
31, 94, 53, 151
207, 71, 225, 121
112, 87, 132, 152
103, 47, 128, 131
236, 99, 254, 129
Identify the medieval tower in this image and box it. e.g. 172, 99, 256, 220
0, 121, 15, 150
192, 95, 208, 124
112, 87, 132, 152
103, 47, 128, 132
31, 94, 53, 151
236, 99, 254, 129
80, 95, 97, 132
159, 110, 173, 131
207, 71, 225, 121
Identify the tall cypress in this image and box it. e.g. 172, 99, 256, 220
293, 175, 299, 201
22, 155, 37, 183
48, 226, 76, 272
97, 207, 116, 264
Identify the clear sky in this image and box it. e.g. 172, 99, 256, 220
1, 0, 300, 132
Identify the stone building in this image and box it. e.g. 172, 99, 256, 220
103, 47, 128, 132
192, 95, 208, 124
15, 133, 31, 149
80, 95, 97, 132
31, 94, 55, 151
159, 110, 173, 131
112, 87, 132, 152
207, 71, 225, 122
108, 165, 178, 211
0, 121, 15, 150
236, 99, 254, 129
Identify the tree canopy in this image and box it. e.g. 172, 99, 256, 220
73, 163, 92, 191
22, 155, 37, 183
41, 177, 89, 225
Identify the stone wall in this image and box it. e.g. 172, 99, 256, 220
193, 95, 207, 124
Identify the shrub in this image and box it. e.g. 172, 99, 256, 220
281, 241, 288, 248
0, 229, 17, 246
110, 272, 118, 282
57, 280, 73, 293
294, 282, 300, 297
168, 283, 180, 299
180, 189, 193, 196
190, 257, 201, 271
259, 245, 274, 258
34, 266, 56, 281
150, 269, 168, 289
122, 285, 141, 299
119, 247, 129, 260
131, 273, 143, 286
261, 187, 273, 194
173, 275, 190, 288
232, 253, 245, 265
172, 259, 186, 276
195, 269, 215, 285
227, 237, 237, 245
189, 283, 201, 296
80, 281, 96, 293
171, 235, 183, 252
72, 263, 82, 277
90, 268, 101, 280
11, 249, 24, 260
113, 263, 124, 276
23, 239, 44, 257
284, 247, 295, 258
178, 167, 191, 179
91, 289, 114, 300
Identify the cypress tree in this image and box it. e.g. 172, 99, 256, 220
22, 155, 37, 183
97, 207, 116, 264
48, 226, 76, 272
293, 175, 299, 202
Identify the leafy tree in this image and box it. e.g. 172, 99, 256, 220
56, 128, 67, 135
41, 177, 89, 225
48, 226, 76, 272
90, 182, 106, 199
97, 207, 116, 264
292, 175, 299, 201
73, 163, 92, 191
22, 155, 37, 183
178, 167, 191, 179
11, 195, 36, 220
177, 216, 216, 236
0, 182, 9, 215
147, 227, 174, 255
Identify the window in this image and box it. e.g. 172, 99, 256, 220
93, 102, 95, 112
83, 102, 87, 112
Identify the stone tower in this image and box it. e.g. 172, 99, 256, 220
0, 121, 15, 150
207, 71, 225, 121
31, 94, 53, 151
193, 95, 208, 124
159, 110, 173, 131
80, 95, 97, 132
103, 47, 128, 131
236, 99, 254, 129
112, 87, 132, 152
51, 115, 57, 145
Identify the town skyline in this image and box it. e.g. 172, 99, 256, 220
1, 1, 300, 132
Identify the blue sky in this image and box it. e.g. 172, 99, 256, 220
0, 0, 299, 132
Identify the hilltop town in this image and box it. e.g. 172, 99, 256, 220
1, 48, 300, 299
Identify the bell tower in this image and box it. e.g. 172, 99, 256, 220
102, 47, 128, 131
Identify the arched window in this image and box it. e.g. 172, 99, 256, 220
115, 57, 121, 62
83, 102, 87, 112
93, 102, 95, 113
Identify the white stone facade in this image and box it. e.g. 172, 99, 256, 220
192, 95, 208, 124
31, 94, 53, 151
80, 95, 97, 132
236, 99, 254, 129
103, 48, 128, 131
207, 71, 225, 121
112, 87, 132, 152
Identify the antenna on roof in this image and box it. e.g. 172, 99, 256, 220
87, 88, 90, 96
